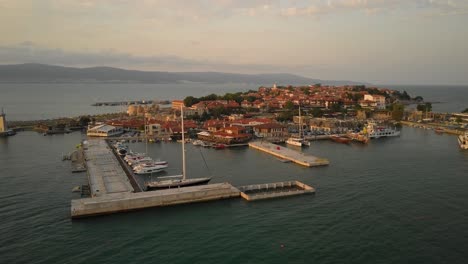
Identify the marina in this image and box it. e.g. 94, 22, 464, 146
71, 134, 319, 218
248, 141, 329, 167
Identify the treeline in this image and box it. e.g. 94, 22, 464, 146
184, 92, 253, 107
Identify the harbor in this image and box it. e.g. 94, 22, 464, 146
248, 141, 330, 167
70, 137, 317, 218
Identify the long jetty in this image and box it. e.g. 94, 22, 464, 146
249, 141, 329, 167
91, 99, 170, 106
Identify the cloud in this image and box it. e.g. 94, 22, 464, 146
277, 0, 468, 17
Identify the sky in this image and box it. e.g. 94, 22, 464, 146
0, 0, 467, 85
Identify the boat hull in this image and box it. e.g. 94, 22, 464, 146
286, 138, 303, 147
146, 178, 211, 190
330, 136, 351, 144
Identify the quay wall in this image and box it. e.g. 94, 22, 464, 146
401, 121, 465, 135
71, 183, 240, 218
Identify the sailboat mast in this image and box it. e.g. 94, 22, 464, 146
144, 114, 148, 154
181, 106, 186, 181
299, 105, 302, 138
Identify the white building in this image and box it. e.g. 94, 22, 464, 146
363, 94, 386, 110
87, 124, 123, 137
145, 123, 162, 136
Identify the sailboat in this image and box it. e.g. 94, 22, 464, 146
145, 106, 211, 190
286, 105, 310, 147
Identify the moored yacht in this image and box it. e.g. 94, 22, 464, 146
146, 106, 211, 190
286, 137, 304, 147
134, 164, 168, 175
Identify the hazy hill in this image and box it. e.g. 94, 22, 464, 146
0, 63, 369, 86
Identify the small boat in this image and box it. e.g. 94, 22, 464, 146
434, 127, 444, 134
214, 144, 226, 149
132, 160, 168, 170
330, 135, 351, 144
192, 139, 204, 146
286, 137, 304, 147
134, 164, 168, 175
127, 156, 153, 166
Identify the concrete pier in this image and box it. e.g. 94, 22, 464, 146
82, 139, 134, 197
71, 183, 240, 218
249, 141, 329, 167
238, 181, 315, 201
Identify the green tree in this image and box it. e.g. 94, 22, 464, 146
211, 106, 227, 118
200, 94, 218, 101
284, 101, 295, 110
417, 103, 432, 112
462, 108, 468, 113
276, 111, 294, 122
183, 96, 199, 107
78, 116, 91, 127
246, 96, 256, 102
391, 103, 404, 121
201, 111, 210, 121
311, 108, 324, 117
330, 102, 344, 113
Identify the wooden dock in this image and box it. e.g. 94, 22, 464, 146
238, 181, 315, 201
248, 141, 329, 167
71, 183, 240, 218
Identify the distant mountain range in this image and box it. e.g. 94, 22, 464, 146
0, 63, 370, 86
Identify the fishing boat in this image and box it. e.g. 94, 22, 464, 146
434, 127, 444, 134
330, 135, 351, 144
458, 132, 468, 150
146, 106, 211, 190
346, 132, 369, 144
